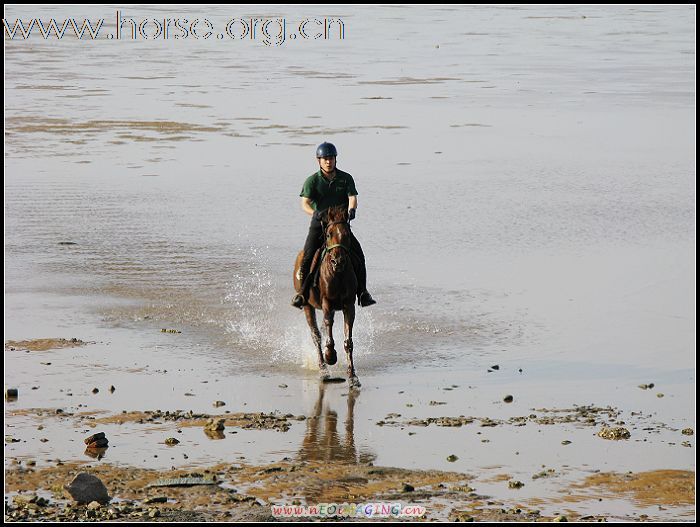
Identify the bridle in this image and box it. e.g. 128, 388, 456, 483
324, 220, 352, 254
322, 220, 352, 271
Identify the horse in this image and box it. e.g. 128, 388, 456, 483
293, 205, 361, 388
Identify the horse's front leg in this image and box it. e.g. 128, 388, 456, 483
304, 306, 328, 379
322, 301, 337, 365
343, 302, 360, 388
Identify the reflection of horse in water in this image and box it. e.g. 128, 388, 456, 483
293, 206, 361, 388
298, 382, 375, 465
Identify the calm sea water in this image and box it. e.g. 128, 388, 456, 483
5, 5, 694, 379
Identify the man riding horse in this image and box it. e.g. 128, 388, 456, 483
291, 142, 376, 309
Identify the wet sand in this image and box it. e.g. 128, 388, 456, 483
5, 459, 693, 522
5, 337, 695, 522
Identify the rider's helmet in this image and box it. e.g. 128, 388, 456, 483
316, 142, 338, 158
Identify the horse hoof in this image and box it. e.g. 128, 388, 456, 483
324, 349, 337, 365
349, 376, 361, 389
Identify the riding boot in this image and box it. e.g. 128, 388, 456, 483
292, 258, 313, 309
292, 216, 324, 309
349, 233, 376, 307
355, 261, 376, 307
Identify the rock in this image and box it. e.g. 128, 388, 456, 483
149, 509, 160, 518
656, 393, 664, 398
561, 440, 572, 445
87, 501, 102, 510
64, 473, 110, 504
491, 365, 500, 370
84, 432, 106, 445
447, 454, 458, 462
213, 401, 226, 408
86, 438, 109, 449
164, 438, 180, 445
109, 386, 116, 393
508, 480, 524, 489
92, 388, 99, 394
143, 497, 168, 504
681, 428, 694, 436
205, 418, 225, 432
147, 476, 218, 488
278, 384, 288, 389
503, 395, 514, 403
598, 427, 631, 440
402, 483, 415, 492
553, 516, 568, 522
532, 469, 555, 480
5, 388, 18, 400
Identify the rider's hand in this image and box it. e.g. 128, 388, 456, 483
348, 208, 356, 221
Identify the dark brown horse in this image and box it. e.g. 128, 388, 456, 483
293, 206, 361, 388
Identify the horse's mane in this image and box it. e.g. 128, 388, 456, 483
325, 205, 349, 223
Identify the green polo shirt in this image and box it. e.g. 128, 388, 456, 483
299, 168, 358, 211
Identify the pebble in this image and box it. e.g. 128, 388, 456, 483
503, 395, 514, 403
598, 427, 630, 440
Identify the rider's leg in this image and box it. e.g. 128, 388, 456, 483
349, 232, 376, 307
292, 217, 324, 308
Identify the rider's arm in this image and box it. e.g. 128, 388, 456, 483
301, 197, 315, 216
348, 195, 357, 211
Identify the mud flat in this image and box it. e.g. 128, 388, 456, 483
5, 458, 694, 522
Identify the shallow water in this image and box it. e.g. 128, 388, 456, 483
4, 4, 695, 516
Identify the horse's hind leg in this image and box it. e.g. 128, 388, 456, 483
304, 306, 328, 379
343, 303, 360, 388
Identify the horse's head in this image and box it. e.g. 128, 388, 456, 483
323, 206, 352, 273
